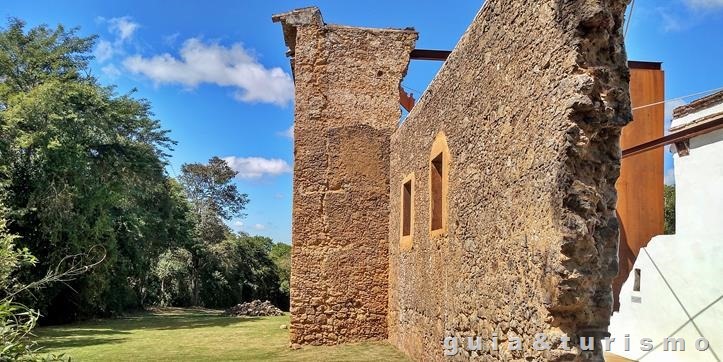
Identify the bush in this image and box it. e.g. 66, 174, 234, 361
1, 208, 101, 360
664, 185, 675, 235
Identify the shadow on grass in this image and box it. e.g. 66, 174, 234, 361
34, 308, 269, 352
119, 313, 262, 331
36, 328, 131, 339
42, 309, 263, 332
35, 309, 266, 345
38, 337, 128, 350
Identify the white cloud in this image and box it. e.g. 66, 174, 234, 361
253, 223, 266, 231
279, 124, 294, 139
658, 9, 684, 32
229, 219, 245, 232
222, 156, 292, 179
685, 0, 723, 10
122, 38, 294, 106
95, 40, 115, 62
656, 1, 723, 33
664, 167, 676, 185
94, 16, 139, 64
108, 17, 139, 42
163, 33, 180, 46
101, 64, 121, 78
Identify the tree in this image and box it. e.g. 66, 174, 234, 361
179, 157, 248, 222
0, 17, 288, 320
269, 242, 291, 309
1, 202, 100, 361
0, 18, 94, 98
664, 185, 675, 235
0, 19, 183, 321
0, 206, 44, 360
198, 233, 282, 309
0, 209, 35, 295
178, 157, 249, 305
232, 235, 279, 304
153, 247, 193, 306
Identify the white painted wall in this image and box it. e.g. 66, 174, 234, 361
609, 107, 723, 361
673, 127, 723, 239
608, 235, 722, 361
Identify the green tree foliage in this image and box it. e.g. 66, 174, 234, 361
153, 247, 193, 307
0, 18, 94, 97
1, 203, 96, 361
0, 209, 42, 360
178, 157, 249, 305
0, 18, 289, 323
269, 243, 290, 296
664, 184, 675, 235
0, 210, 36, 296
0, 19, 192, 322
199, 234, 287, 309
179, 157, 249, 222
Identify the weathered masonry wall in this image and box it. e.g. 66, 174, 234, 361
272, 8, 417, 345
387, 0, 632, 360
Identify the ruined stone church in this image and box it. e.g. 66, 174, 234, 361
273, 1, 651, 360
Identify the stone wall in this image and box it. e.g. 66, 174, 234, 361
272, 8, 417, 346
387, 0, 631, 360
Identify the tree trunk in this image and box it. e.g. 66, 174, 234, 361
191, 270, 201, 306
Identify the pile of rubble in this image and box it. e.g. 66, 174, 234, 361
225, 300, 284, 317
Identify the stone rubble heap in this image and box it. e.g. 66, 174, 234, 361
225, 300, 284, 317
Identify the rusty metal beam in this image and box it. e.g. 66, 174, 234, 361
399, 85, 415, 112
409, 49, 451, 61
622, 114, 723, 158
410, 49, 663, 71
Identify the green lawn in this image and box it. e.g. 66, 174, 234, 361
33, 308, 409, 361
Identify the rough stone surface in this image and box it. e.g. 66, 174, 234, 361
273, 8, 418, 346
275, 0, 632, 359
225, 300, 284, 317
387, 1, 631, 361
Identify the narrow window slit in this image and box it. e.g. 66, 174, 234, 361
431, 153, 443, 231
402, 180, 412, 237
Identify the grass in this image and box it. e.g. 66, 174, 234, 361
33, 308, 409, 361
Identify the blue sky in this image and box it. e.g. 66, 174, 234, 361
4, 0, 723, 243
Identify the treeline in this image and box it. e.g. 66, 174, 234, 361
0, 19, 290, 324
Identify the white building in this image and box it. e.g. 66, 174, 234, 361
608, 91, 723, 361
